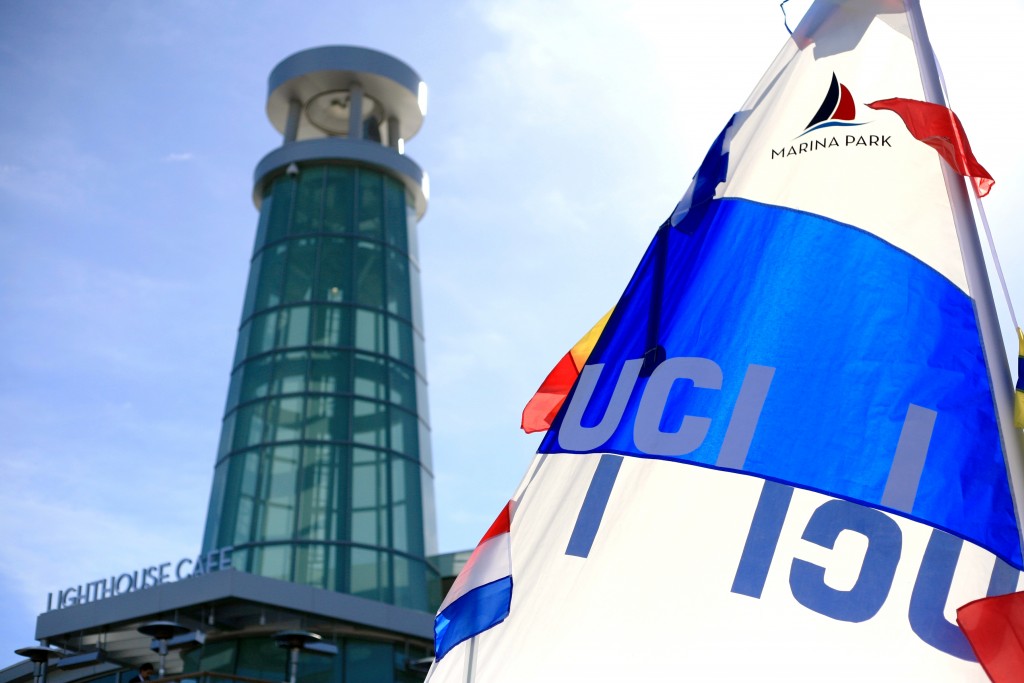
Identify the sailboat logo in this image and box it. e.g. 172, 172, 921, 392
799, 73, 866, 137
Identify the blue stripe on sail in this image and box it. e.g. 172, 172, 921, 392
540, 197, 1022, 570
434, 576, 512, 661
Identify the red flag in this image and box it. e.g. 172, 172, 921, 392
521, 309, 612, 434
867, 97, 994, 197
957, 591, 1024, 683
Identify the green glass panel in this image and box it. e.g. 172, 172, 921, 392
345, 640, 393, 683
253, 189, 273, 250
236, 636, 287, 681
232, 320, 251, 368
352, 400, 387, 448
383, 176, 408, 251
240, 251, 263, 321
232, 450, 260, 544
291, 167, 324, 234
316, 237, 352, 302
309, 349, 351, 394
270, 351, 307, 395
388, 318, 414, 364
390, 459, 408, 553
305, 395, 350, 442
232, 401, 266, 450
385, 248, 411, 318
239, 355, 274, 402
349, 548, 388, 602
263, 396, 304, 442
198, 640, 236, 674
204, 462, 229, 549
266, 176, 295, 243
283, 238, 316, 303
392, 555, 428, 611
355, 240, 384, 308
293, 543, 327, 588
351, 448, 387, 546
388, 362, 416, 411
311, 304, 351, 348
354, 353, 387, 401
298, 445, 333, 540
395, 458, 424, 556
257, 446, 298, 541
357, 170, 383, 238
324, 166, 355, 233
389, 408, 418, 457
247, 311, 277, 356
296, 639, 335, 683
217, 412, 235, 457
354, 309, 384, 353
276, 305, 311, 348
225, 368, 243, 412
254, 243, 287, 310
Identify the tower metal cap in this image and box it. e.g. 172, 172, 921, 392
267, 46, 426, 141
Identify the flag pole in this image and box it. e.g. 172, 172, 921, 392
905, 0, 1024, 553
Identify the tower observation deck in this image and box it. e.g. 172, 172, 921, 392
201, 46, 439, 613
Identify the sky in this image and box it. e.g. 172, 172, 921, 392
1, 0, 1023, 664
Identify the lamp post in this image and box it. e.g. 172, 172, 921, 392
137, 621, 189, 678
272, 630, 322, 683
15, 646, 62, 683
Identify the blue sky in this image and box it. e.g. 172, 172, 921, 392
1, 0, 1022, 663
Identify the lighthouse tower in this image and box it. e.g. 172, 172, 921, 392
201, 46, 439, 613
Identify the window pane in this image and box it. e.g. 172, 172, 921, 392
291, 167, 324, 234
352, 400, 387, 447
232, 401, 266, 449
258, 446, 298, 540
354, 353, 386, 400
349, 548, 388, 602
253, 191, 273, 251
386, 248, 411, 318
316, 237, 352, 302
271, 351, 307, 395
263, 396, 303, 442
389, 408, 418, 456
276, 306, 310, 348
345, 640, 393, 683
389, 362, 415, 411
233, 320, 251, 367
266, 176, 295, 243
309, 349, 351, 394
311, 305, 351, 348
388, 318, 414, 364
305, 395, 350, 442
298, 445, 334, 540
239, 355, 274, 402
357, 170, 383, 238
383, 176, 408, 251
294, 543, 327, 588
351, 448, 387, 545
283, 238, 316, 303
355, 240, 383, 308
240, 252, 263, 321
231, 449, 260, 544
323, 166, 355, 233
354, 309, 384, 353
247, 310, 277, 356
254, 243, 287, 309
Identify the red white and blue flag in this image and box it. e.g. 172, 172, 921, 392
433, 502, 513, 661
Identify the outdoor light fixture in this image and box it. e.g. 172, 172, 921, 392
137, 621, 189, 678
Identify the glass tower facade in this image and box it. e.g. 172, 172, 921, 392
201, 46, 438, 613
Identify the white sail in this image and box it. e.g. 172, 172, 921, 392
429, 1, 1023, 680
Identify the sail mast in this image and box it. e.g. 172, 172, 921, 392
905, 0, 1024, 545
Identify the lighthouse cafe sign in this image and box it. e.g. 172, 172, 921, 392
46, 546, 234, 611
